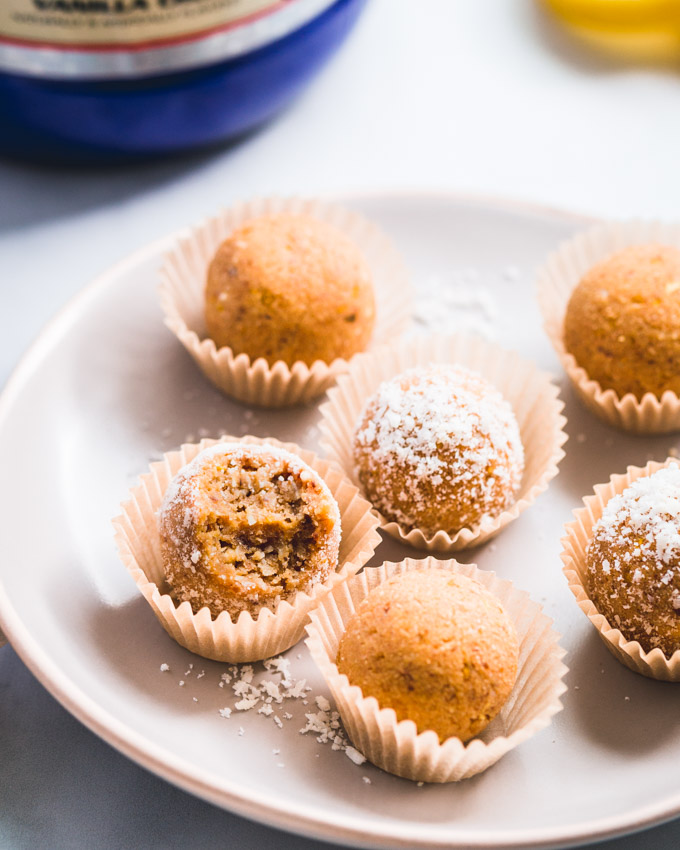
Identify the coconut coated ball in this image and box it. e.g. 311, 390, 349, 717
586, 464, 680, 656
352, 365, 524, 536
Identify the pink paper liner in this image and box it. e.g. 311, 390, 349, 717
318, 333, 567, 552
561, 458, 680, 681
112, 435, 381, 663
158, 197, 412, 408
305, 557, 567, 782
537, 219, 680, 434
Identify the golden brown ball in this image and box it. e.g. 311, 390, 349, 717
336, 570, 519, 742
352, 365, 524, 536
563, 244, 680, 398
586, 464, 680, 656
204, 214, 376, 367
158, 443, 340, 620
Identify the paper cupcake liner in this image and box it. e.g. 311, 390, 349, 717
561, 458, 680, 681
318, 333, 567, 552
305, 557, 567, 783
158, 196, 412, 408
112, 435, 381, 663
537, 219, 680, 434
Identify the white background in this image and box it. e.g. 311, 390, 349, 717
2, 1, 680, 847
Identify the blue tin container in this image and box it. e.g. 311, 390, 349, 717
0, 0, 366, 163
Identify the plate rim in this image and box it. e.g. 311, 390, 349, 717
1, 192, 677, 850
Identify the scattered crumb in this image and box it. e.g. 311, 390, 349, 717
576, 433, 586, 444
345, 747, 366, 766
624, 696, 630, 702
412, 271, 497, 339
315, 695, 331, 712
161, 653, 377, 779
362, 776, 371, 784
417, 782, 424, 788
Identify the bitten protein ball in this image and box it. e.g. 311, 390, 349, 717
158, 443, 341, 620
336, 570, 519, 742
586, 464, 680, 656
563, 244, 680, 399
204, 214, 376, 366
352, 365, 524, 536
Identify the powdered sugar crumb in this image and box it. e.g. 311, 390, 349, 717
159, 654, 371, 777
412, 271, 498, 339
345, 746, 367, 766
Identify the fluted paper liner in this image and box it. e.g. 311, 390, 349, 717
561, 458, 680, 681
112, 435, 381, 663
537, 219, 680, 434
318, 334, 567, 552
159, 197, 412, 408
305, 558, 567, 782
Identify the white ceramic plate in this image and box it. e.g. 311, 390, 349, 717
2, 195, 680, 850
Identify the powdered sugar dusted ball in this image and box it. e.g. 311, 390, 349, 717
586, 464, 680, 656
352, 365, 524, 536
158, 443, 341, 620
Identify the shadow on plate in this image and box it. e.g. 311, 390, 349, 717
563, 629, 680, 756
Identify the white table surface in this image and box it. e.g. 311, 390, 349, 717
3, 1, 680, 847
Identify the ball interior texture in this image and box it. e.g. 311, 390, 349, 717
158, 443, 340, 620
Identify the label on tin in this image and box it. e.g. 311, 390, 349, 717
0, 0, 337, 78
1, 1, 278, 47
